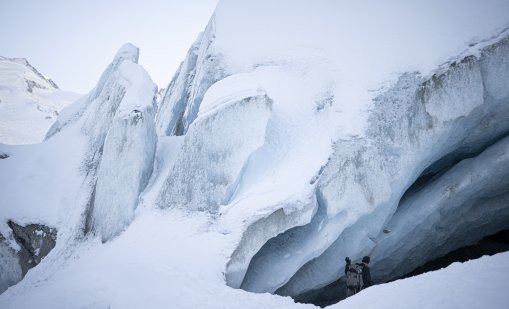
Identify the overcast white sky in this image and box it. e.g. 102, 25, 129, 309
0, 0, 218, 94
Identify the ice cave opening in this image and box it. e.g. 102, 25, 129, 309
234, 134, 509, 307
290, 229, 509, 307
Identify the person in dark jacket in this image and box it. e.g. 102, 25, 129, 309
344, 256, 373, 296
360, 255, 373, 288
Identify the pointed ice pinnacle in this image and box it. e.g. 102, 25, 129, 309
114, 43, 140, 64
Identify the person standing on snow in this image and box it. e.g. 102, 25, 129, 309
344, 255, 373, 296
360, 256, 373, 288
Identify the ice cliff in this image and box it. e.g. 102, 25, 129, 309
153, 0, 509, 303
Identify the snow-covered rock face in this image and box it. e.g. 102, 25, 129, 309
0, 221, 56, 294
0, 56, 79, 144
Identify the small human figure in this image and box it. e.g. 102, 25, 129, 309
360, 256, 373, 288
344, 256, 373, 297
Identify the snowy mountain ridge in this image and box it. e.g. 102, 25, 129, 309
0, 56, 80, 144
0, 56, 59, 91
1, 1, 509, 308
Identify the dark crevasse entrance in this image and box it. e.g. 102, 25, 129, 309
290, 229, 509, 308
401, 229, 509, 279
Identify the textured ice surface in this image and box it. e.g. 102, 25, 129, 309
156, 15, 229, 136
157, 74, 273, 212
371, 135, 509, 282
91, 60, 157, 242
276, 36, 509, 297
2, 1, 509, 307
0, 43, 157, 291
0, 235, 21, 294
151, 2, 509, 297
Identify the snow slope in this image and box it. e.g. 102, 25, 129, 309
0, 56, 80, 144
330, 252, 509, 309
1, 206, 508, 309
0, 209, 313, 309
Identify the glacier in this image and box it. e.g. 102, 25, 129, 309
275, 37, 509, 300
154, 1, 509, 302
0, 43, 158, 291
1, 0, 509, 308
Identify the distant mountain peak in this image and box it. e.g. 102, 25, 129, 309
0, 56, 79, 144
0, 56, 59, 91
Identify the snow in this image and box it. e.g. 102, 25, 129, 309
155, 35, 201, 136
0, 129, 88, 238
1, 207, 508, 308
0, 209, 313, 309
212, 0, 509, 136
151, 0, 509, 299
1, 1, 509, 308
156, 85, 273, 212
329, 252, 509, 309
197, 73, 265, 118
0, 42, 158, 290
0, 56, 80, 144
277, 36, 509, 296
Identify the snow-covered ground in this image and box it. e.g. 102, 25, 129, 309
1, 0, 509, 308
1, 206, 507, 308
331, 252, 509, 309
0, 209, 313, 309
0, 56, 80, 144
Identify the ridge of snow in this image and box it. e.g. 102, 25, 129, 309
197, 73, 265, 118
0, 57, 80, 144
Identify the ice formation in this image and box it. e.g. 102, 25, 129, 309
276, 37, 509, 298
156, 16, 229, 136
1, 1, 509, 308
0, 43, 158, 290
90, 49, 158, 242
153, 0, 509, 300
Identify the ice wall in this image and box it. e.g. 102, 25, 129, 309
157, 74, 273, 212
0, 235, 21, 294
275, 36, 509, 297
153, 8, 509, 296
156, 15, 229, 137
90, 60, 157, 242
